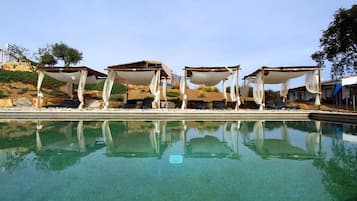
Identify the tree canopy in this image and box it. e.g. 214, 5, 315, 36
38, 42, 83, 67
312, 5, 357, 79
51, 42, 83, 66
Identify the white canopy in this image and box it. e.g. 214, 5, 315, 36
243, 66, 322, 110
190, 71, 232, 86
102, 60, 172, 109
181, 65, 241, 110
44, 72, 100, 85
36, 66, 106, 109
115, 71, 156, 85
260, 71, 308, 84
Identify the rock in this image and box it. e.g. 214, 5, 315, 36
0, 99, 13, 107
14, 97, 32, 107
2, 62, 34, 72
86, 99, 101, 108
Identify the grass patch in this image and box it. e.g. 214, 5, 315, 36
18, 88, 29, 94
198, 92, 206, 98
0, 90, 8, 98
85, 81, 126, 94
0, 70, 65, 89
46, 90, 66, 97
167, 91, 180, 97
110, 95, 124, 101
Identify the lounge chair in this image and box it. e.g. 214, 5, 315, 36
212, 100, 226, 109
188, 100, 209, 109
141, 98, 153, 109
122, 100, 137, 108
266, 101, 300, 110
46, 99, 81, 108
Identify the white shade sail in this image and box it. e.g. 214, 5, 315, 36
244, 66, 321, 109
36, 67, 106, 109
262, 71, 308, 84
191, 71, 231, 86
181, 65, 241, 110
102, 60, 172, 109
116, 71, 156, 85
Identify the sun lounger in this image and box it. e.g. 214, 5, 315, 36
212, 100, 226, 109
46, 100, 81, 108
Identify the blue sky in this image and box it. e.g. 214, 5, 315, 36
1, 0, 355, 89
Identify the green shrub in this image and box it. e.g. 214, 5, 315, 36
198, 92, 206, 98
0, 90, 7, 98
0, 70, 64, 89
85, 81, 126, 94
18, 88, 29, 94
167, 91, 180, 97
46, 90, 66, 97
110, 95, 124, 101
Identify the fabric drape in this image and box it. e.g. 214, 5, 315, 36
253, 72, 264, 110
191, 71, 231, 86
77, 70, 87, 109
102, 70, 116, 109
241, 79, 251, 104
36, 120, 43, 151
253, 121, 264, 151
150, 71, 160, 108
45, 71, 81, 84
223, 80, 227, 102
231, 71, 240, 110
116, 71, 155, 85
36, 71, 45, 107
102, 120, 114, 153
180, 76, 187, 109
162, 78, 167, 108
305, 71, 320, 105
77, 121, 85, 152
66, 82, 74, 99
280, 81, 289, 102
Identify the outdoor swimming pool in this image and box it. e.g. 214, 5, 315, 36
0, 120, 356, 201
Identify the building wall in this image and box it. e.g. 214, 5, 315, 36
0, 44, 17, 67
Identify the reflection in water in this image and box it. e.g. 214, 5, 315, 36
243, 121, 322, 160
101, 121, 162, 157
0, 120, 356, 200
184, 121, 240, 159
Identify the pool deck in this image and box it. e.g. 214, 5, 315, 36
0, 107, 356, 122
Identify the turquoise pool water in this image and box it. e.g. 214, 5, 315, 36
0, 120, 356, 201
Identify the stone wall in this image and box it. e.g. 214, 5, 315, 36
2, 61, 34, 72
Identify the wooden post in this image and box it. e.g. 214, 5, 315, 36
157, 70, 161, 109
236, 67, 239, 110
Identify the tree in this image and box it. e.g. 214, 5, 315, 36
39, 52, 57, 66
36, 46, 57, 66
312, 5, 357, 79
7, 44, 29, 61
52, 42, 83, 66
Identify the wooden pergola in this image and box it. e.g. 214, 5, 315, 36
181, 65, 241, 110
103, 60, 172, 109
243, 65, 323, 110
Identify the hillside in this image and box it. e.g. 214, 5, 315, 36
0, 70, 353, 112
0, 70, 229, 108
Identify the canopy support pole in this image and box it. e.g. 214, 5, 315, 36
318, 68, 321, 110
236, 67, 240, 111
36, 71, 45, 108
262, 68, 265, 110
